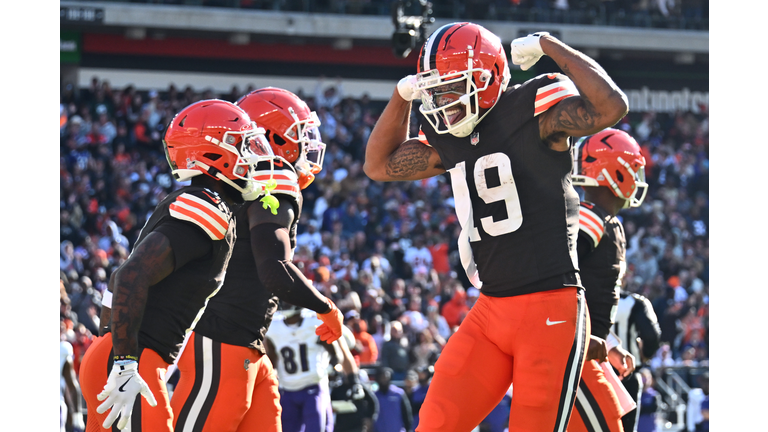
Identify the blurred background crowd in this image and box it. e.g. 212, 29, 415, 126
60, 71, 709, 399
130, 0, 708, 30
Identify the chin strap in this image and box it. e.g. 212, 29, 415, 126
188, 160, 280, 214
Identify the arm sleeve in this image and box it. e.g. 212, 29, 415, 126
576, 230, 593, 260
251, 222, 331, 314
401, 394, 413, 430
635, 297, 662, 359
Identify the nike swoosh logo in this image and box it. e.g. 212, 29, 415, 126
546, 318, 567, 326
118, 376, 133, 392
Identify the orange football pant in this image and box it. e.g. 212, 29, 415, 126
79, 332, 174, 432
416, 287, 589, 432
171, 331, 282, 432
568, 360, 624, 432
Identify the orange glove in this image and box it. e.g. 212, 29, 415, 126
316, 299, 343, 343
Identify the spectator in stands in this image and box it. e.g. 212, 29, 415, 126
410, 328, 440, 370
373, 366, 413, 432
440, 283, 469, 330
687, 372, 709, 432
347, 310, 378, 365
636, 368, 664, 432
380, 320, 411, 381
297, 219, 323, 255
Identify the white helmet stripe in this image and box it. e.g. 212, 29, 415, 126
423, 23, 455, 71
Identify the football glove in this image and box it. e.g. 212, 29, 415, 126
96, 360, 157, 430
397, 75, 420, 102
347, 373, 365, 400
510, 32, 549, 71
315, 299, 344, 343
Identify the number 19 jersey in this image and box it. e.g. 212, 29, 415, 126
419, 73, 582, 297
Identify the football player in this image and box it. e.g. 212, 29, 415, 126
612, 290, 661, 432
364, 22, 629, 432
265, 303, 364, 432
568, 128, 650, 432
170, 87, 345, 432
79, 99, 275, 431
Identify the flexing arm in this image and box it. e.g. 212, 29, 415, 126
364, 88, 445, 181
249, 197, 332, 314
110, 232, 175, 358
537, 35, 628, 149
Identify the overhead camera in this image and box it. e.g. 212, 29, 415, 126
391, 0, 434, 58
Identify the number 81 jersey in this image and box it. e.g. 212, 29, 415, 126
265, 311, 331, 391
419, 73, 582, 297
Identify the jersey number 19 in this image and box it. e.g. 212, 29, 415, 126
449, 152, 523, 240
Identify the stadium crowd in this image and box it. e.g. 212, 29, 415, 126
60, 75, 709, 428
102, 0, 708, 30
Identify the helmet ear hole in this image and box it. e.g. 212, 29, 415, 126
615, 170, 624, 183
203, 153, 222, 161
269, 130, 287, 146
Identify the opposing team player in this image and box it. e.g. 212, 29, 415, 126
612, 290, 661, 432
79, 99, 275, 431
568, 128, 650, 432
170, 87, 345, 432
364, 23, 629, 432
266, 304, 364, 432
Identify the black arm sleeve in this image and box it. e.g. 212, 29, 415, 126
366, 386, 380, 421
401, 394, 413, 431
250, 222, 331, 314
576, 230, 593, 261
635, 297, 662, 359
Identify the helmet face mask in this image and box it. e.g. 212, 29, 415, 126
416, 22, 510, 138
572, 128, 649, 209
163, 99, 274, 202
236, 88, 326, 189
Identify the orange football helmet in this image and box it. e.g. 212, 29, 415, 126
163, 99, 274, 201
572, 128, 648, 208
236, 87, 325, 189
415, 22, 511, 138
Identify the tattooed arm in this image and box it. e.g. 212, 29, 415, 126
109, 231, 175, 358
364, 88, 445, 181
538, 35, 629, 151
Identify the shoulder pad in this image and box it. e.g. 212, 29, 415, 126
253, 158, 301, 202
579, 201, 606, 248
417, 128, 432, 147
168, 190, 232, 241
533, 73, 580, 117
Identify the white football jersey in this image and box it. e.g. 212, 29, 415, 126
266, 311, 331, 391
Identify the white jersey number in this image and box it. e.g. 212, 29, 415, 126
449, 152, 523, 240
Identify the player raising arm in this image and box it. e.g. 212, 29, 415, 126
364, 22, 628, 432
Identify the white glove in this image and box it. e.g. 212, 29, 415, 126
96, 360, 157, 430
397, 75, 420, 102
510, 32, 550, 71
347, 373, 365, 400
